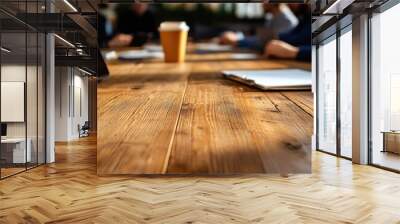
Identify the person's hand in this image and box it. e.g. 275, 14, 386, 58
108, 34, 134, 48
264, 40, 299, 59
219, 31, 239, 46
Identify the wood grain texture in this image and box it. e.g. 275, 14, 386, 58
281, 91, 313, 116
1, 136, 400, 223
98, 48, 313, 175
97, 62, 190, 174
167, 73, 312, 174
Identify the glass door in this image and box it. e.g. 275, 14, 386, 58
1, 31, 28, 178
370, 2, 400, 171
317, 35, 337, 154
339, 26, 352, 158
0, 0, 46, 179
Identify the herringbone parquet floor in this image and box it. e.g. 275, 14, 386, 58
1, 136, 400, 223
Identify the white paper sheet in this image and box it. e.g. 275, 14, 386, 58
223, 69, 312, 90
195, 43, 233, 52
118, 50, 164, 60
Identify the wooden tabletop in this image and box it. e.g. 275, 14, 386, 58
97, 47, 313, 175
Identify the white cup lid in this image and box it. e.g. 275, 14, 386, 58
159, 21, 189, 31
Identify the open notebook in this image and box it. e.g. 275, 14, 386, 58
222, 69, 312, 90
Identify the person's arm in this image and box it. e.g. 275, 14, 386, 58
237, 36, 264, 52
264, 40, 298, 59
264, 40, 311, 61
219, 31, 244, 46
265, 16, 311, 61
296, 45, 311, 61
265, 4, 298, 35
108, 33, 134, 48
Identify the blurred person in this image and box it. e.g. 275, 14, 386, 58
219, 4, 298, 51
264, 4, 311, 61
107, 3, 158, 48
98, 4, 117, 48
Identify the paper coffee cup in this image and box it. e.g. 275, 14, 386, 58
159, 21, 189, 63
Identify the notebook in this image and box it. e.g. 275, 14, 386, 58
222, 69, 312, 90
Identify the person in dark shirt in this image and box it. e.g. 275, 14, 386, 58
264, 4, 311, 61
107, 3, 158, 47
219, 4, 298, 51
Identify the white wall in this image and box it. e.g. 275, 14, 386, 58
352, 14, 369, 164
55, 67, 89, 141
1, 65, 34, 138
55, 67, 70, 141
46, 32, 56, 163
72, 73, 89, 138
1, 64, 46, 164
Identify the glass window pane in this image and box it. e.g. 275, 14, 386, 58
26, 0, 39, 169
1, 31, 27, 177
1, 0, 46, 179
340, 28, 352, 158
38, 33, 45, 165
317, 37, 337, 154
27, 31, 38, 169
371, 3, 400, 171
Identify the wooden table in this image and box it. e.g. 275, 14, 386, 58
381, 131, 400, 154
97, 48, 313, 175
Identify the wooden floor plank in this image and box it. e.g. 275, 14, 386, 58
167, 72, 312, 174
1, 137, 400, 223
98, 49, 313, 175
244, 91, 313, 173
97, 62, 190, 175
281, 91, 313, 116
167, 73, 267, 174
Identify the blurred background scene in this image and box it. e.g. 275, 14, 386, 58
96, 3, 313, 175
98, 3, 311, 61
0, 1, 312, 178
